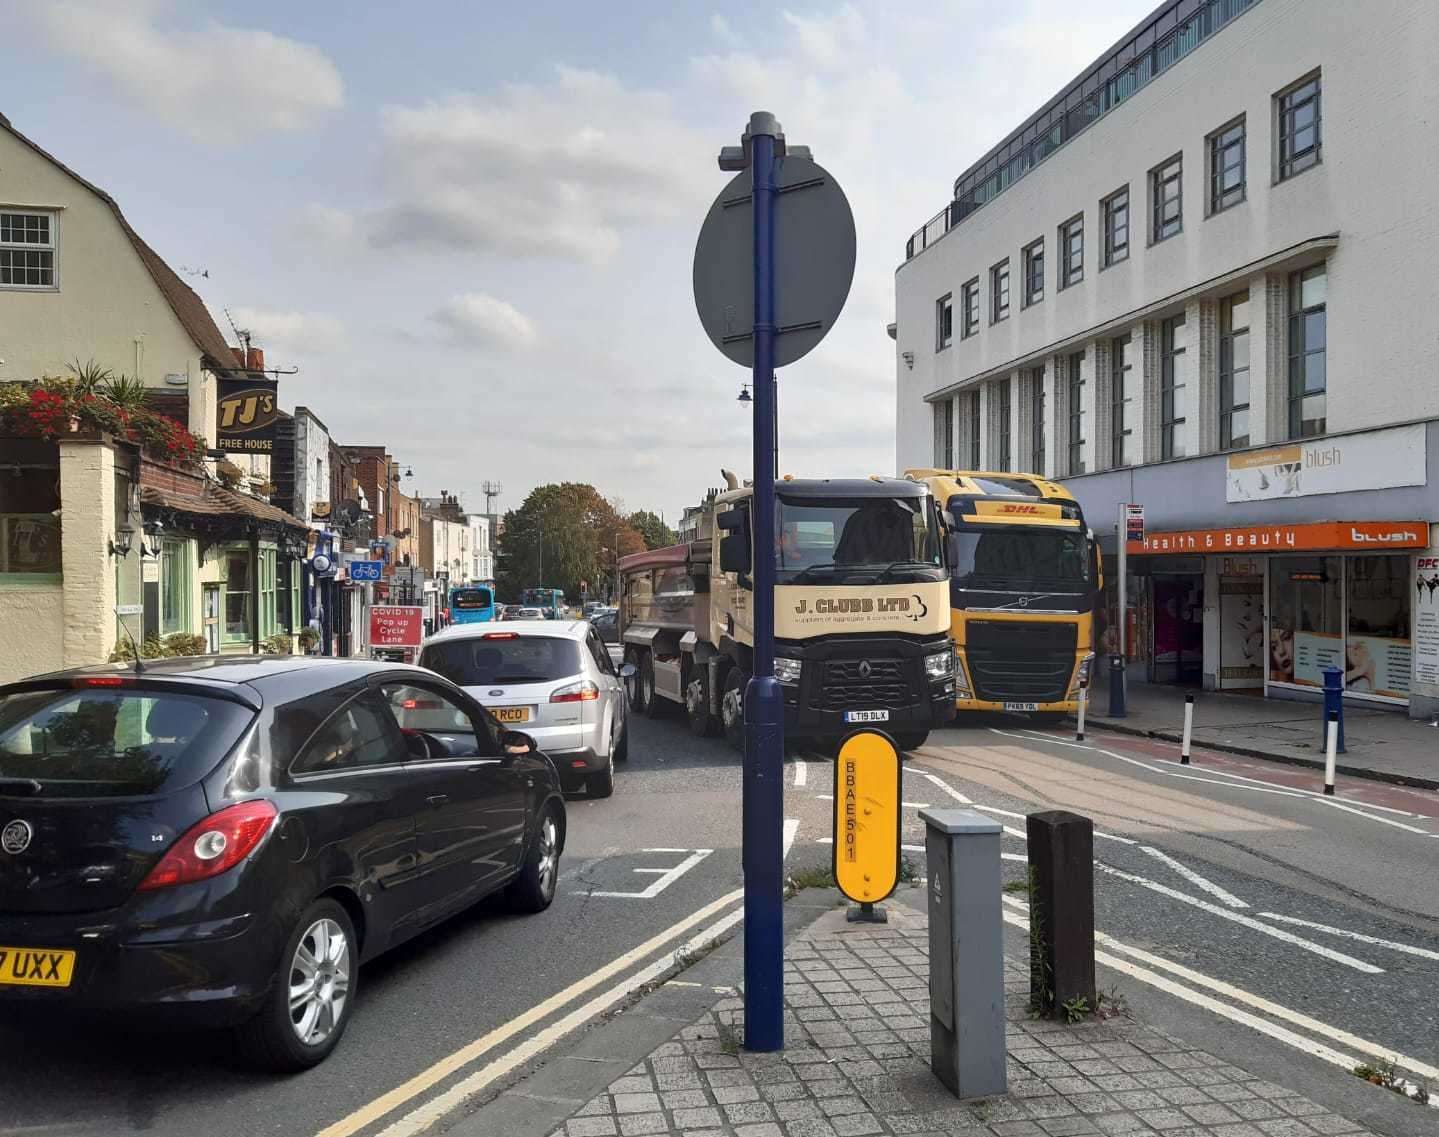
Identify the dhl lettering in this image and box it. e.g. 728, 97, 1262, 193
1000, 504, 1039, 514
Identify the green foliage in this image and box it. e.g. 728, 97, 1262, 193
1352, 1060, 1430, 1103
298, 627, 321, 650
628, 509, 677, 550
494, 483, 647, 602
101, 374, 150, 411
260, 633, 294, 655
108, 632, 209, 662
1061, 995, 1091, 1024
66, 359, 116, 395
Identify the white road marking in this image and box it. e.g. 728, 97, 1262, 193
1093, 861, 1382, 974
967, 802, 1137, 845
1001, 852, 1028, 863
1256, 913, 1439, 961
1003, 727, 1434, 830
592, 849, 714, 899
1001, 896, 1439, 1090
792, 758, 807, 787
371, 904, 751, 1137
1139, 845, 1249, 909
783, 817, 800, 858
314, 887, 747, 1137
917, 770, 972, 804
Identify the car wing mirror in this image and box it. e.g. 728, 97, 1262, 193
618, 662, 637, 679
502, 730, 537, 756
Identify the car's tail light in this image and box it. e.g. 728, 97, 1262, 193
402, 698, 443, 710
550, 680, 600, 703
483, 632, 519, 640
137, 800, 279, 891
73, 676, 126, 688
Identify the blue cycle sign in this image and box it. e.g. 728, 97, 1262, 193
349, 560, 383, 582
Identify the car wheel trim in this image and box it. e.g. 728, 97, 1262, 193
289, 917, 351, 1047
537, 814, 558, 898
722, 684, 742, 728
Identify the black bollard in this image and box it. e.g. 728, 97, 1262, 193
1026, 810, 1096, 1019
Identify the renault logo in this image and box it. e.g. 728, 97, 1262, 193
857, 660, 872, 679
489, 689, 505, 697
1, 819, 33, 855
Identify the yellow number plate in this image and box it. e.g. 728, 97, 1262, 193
0, 947, 76, 988
492, 707, 531, 724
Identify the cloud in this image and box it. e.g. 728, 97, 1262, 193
429, 294, 537, 351
350, 66, 712, 264
227, 307, 346, 355
34, 0, 342, 144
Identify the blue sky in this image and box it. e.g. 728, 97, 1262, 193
0, 0, 1155, 521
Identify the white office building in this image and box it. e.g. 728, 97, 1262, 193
894, 0, 1439, 717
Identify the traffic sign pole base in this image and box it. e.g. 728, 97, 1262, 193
848, 902, 887, 924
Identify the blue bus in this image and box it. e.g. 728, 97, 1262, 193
449, 584, 497, 624
520, 587, 566, 620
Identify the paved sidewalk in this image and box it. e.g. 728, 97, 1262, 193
1084, 680, 1439, 790
544, 903, 1381, 1137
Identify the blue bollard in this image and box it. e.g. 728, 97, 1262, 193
1321, 666, 1346, 754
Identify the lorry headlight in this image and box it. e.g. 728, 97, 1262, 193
1069, 653, 1095, 697
924, 649, 953, 680
774, 657, 802, 684
954, 652, 973, 699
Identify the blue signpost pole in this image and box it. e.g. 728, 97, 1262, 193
743, 112, 785, 1052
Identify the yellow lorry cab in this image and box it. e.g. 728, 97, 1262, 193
905, 469, 1102, 717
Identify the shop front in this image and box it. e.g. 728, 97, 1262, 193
1128, 520, 1429, 707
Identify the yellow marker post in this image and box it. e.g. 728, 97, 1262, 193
832, 729, 902, 923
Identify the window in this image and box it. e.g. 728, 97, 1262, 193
383, 682, 501, 757
1288, 264, 1327, 438
1160, 314, 1187, 459
936, 293, 954, 349
0, 210, 57, 288
1343, 556, 1411, 699
933, 400, 954, 466
420, 635, 586, 686
1219, 291, 1251, 449
1022, 238, 1044, 306
159, 539, 192, 635
1111, 334, 1135, 467
1208, 119, 1245, 213
1066, 352, 1086, 475
995, 379, 1012, 471
1029, 369, 1046, 474
1102, 187, 1129, 266
1278, 73, 1321, 180
1059, 215, 1083, 288
293, 691, 404, 775
1151, 155, 1182, 242
961, 277, 980, 339
223, 549, 251, 643
259, 548, 278, 640
990, 260, 1010, 323
966, 390, 981, 467
0, 446, 61, 576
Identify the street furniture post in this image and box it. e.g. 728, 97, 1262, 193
1026, 810, 1096, 1018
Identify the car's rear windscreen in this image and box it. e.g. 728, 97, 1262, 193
0, 686, 254, 798
421, 637, 584, 686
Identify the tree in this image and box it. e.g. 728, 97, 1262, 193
628, 509, 677, 551
495, 483, 645, 603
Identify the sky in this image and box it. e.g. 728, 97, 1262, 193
0, 0, 1156, 523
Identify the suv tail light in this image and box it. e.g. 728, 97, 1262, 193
137, 800, 278, 891
550, 680, 600, 703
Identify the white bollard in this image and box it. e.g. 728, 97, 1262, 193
1324, 711, 1339, 796
1075, 686, 1087, 742
1180, 693, 1194, 765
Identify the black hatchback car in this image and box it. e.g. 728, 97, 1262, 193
0, 656, 566, 1070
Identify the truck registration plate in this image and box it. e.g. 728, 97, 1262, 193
1003, 702, 1040, 712
843, 710, 890, 723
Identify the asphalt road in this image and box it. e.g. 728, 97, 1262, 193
1, 708, 1434, 1136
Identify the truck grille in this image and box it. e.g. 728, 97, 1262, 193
965, 621, 1076, 703
813, 657, 912, 710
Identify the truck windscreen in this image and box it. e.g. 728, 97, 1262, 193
776, 496, 940, 582
948, 528, 1089, 589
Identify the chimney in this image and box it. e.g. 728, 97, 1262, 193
231, 347, 246, 366
246, 347, 266, 372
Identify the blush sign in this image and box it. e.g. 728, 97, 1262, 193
369, 606, 424, 647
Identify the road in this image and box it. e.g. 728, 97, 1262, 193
1, 709, 1435, 1136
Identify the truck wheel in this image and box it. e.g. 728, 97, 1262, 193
625, 650, 648, 714
720, 667, 747, 751
892, 731, 929, 752
685, 668, 715, 737
641, 655, 665, 718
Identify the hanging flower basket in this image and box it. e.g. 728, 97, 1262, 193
0, 377, 208, 468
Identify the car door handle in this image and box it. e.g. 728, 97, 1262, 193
427, 794, 449, 806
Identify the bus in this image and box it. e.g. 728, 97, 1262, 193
906, 469, 1103, 720
519, 587, 566, 620
448, 583, 497, 624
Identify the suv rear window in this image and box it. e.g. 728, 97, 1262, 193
421, 636, 584, 685
0, 686, 254, 798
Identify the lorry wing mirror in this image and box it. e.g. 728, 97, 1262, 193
719, 532, 751, 574
716, 508, 746, 532
940, 509, 958, 530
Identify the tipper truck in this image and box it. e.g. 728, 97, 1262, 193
905, 469, 1103, 719
617, 473, 955, 751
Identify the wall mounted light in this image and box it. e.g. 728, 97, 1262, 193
109, 525, 135, 558
901, 351, 915, 369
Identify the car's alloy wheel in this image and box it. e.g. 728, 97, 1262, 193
509, 805, 562, 912
289, 917, 351, 1046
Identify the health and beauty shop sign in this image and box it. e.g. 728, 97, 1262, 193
370, 606, 424, 648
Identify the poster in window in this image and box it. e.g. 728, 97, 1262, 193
1219, 576, 1263, 683
1292, 631, 1343, 686
1414, 556, 1439, 688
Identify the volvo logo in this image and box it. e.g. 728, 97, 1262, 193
1, 820, 33, 855
857, 660, 873, 679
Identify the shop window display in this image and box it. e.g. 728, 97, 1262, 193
1345, 555, 1410, 699
1268, 557, 1341, 687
